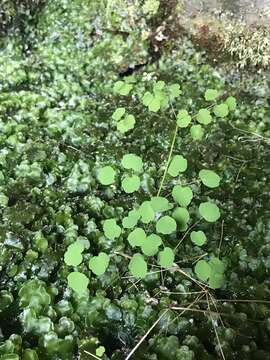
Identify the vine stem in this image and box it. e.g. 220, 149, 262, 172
157, 124, 178, 197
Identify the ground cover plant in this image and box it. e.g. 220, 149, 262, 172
0, 0, 270, 359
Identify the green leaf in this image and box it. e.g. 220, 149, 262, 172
199, 169, 221, 188
225, 96, 237, 111
117, 114, 135, 133
214, 103, 229, 117
177, 110, 191, 128
204, 89, 218, 101
156, 216, 177, 234
67, 272, 89, 295
128, 254, 147, 278
96, 346, 106, 357
196, 108, 212, 125
122, 209, 140, 228
139, 201, 155, 224
150, 196, 172, 212
169, 83, 181, 98
153, 81, 165, 92
141, 234, 162, 256
158, 247, 175, 268
190, 230, 207, 246
199, 202, 220, 222
172, 207, 190, 229
168, 155, 187, 177
122, 175, 140, 193
194, 260, 211, 281
64, 242, 84, 266
103, 219, 121, 239
190, 124, 204, 140
121, 153, 143, 172
142, 91, 154, 106
89, 252, 110, 276
114, 81, 132, 96
172, 185, 193, 207
128, 227, 146, 247
97, 166, 116, 185
112, 107, 125, 121
149, 97, 161, 112
208, 257, 225, 289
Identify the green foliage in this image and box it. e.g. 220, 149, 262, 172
122, 175, 140, 193
158, 247, 175, 268
121, 153, 143, 172
97, 166, 116, 185
172, 185, 193, 207
194, 258, 225, 289
67, 272, 89, 295
204, 89, 219, 101
199, 202, 221, 222
89, 253, 110, 276
190, 231, 207, 246
156, 216, 177, 234
103, 219, 121, 240
199, 169, 221, 188
128, 254, 147, 278
168, 155, 187, 177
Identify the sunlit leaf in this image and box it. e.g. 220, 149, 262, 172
158, 247, 175, 268
103, 219, 121, 239
199, 169, 221, 188
117, 114, 135, 133
121, 153, 143, 172
67, 272, 89, 295
172, 185, 193, 207
225, 96, 237, 111
128, 227, 146, 247
89, 252, 109, 276
194, 260, 211, 281
128, 254, 147, 278
96, 346, 106, 357
156, 216, 177, 234
168, 155, 187, 177
113, 81, 133, 96
169, 83, 181, 98
139, 201, 155, 224
190, 124, 204, 140
150, 196, 172, 212
112, 107, 125, 121
196, 108, 212, 125
204, 89, 218, 101
141, 234, 162, 256
199, 202, 220, 222
122, 175, 140, 193
214, 103, 229, 117
97, 166, 116, 185
177, 110, 191, 128
190, 230, 207, 246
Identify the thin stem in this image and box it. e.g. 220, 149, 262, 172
157, 124, 178, 197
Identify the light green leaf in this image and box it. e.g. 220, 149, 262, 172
122, 175, 140, 193
190, 124, 204, 140
142, 91, 154, 106
139, 201, 155, 224
103, 219, 121, 239
225, 96, 236, 111
194, 260, 211, 281
141, 234, 162, 256
199, 202, 220, 222
172, 207, 190, 229
156, 216, 177, 234
112, 107, 125, 121
150, 196, 172, 212
97, 166, 116, 185
196, 108, 212, 125
64, 242, 84, 266
89, 252, 110, 276
158, 247, 175, 268
117, 114, 135, 133
122, 209, 139, 229
199, 169, 221, 188
128, 254, 147, 278
177, 110, 191, 128
121, 153, 143, 172
96, 346, 106, 357
172, 185, 193, 207
168, 155, 187, 177
204, 89, 218, 101
149, 97, 161, 112
214, 103, 229, 117
169, 83, 181, 98
190, 230, 207, 246
128, 227, 146, 247
67, 272, 89, 295
114, 81, 133, 96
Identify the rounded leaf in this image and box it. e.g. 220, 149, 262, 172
156, 216, 177, 234
225, 96, 236, 111
121, 154, 143, 172
199, 169, 221, 188
67, 272, 89, 295
139, 201, 155, 224
141, 234, 162, 256
158, 247, 175, 268
128, 254, 147, 278
190, 230, 207, 246
122, 175, 140, 193
196, 108, 212, 125
117, 114, 135, 133
194, 260, 211, 281
168, 155, 187, 177
150, 196, 172, 212
112, 107, 125, 121
172, 207, 190, 226
128, 228, 146, 247
190, 124, 204, 140
214, 103, 229, 117
204, 89, 218, 101
97, 166, 116, 185
89, 252, 110, 276
177, 110, 191, 128
172, 185, 193, 207
199, 202, 220, 222
103, 219, 121, 239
